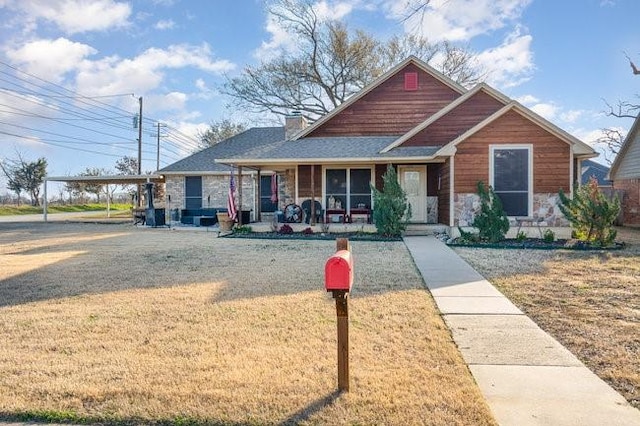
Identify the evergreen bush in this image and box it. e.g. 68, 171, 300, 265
371, 165, 411, 237
558, 177, 620, 246
469, 181, 510, 243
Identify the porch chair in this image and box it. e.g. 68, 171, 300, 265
301, 199, 323, 224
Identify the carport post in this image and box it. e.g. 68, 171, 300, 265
43, 179, 48, 222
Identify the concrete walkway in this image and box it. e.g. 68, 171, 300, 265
404, 236, 640, 426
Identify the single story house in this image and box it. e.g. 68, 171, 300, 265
160, 56, 596, 230
607, 114, 640, 226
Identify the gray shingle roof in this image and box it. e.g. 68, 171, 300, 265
159, 127, 442, 173
158, 127, 284, 173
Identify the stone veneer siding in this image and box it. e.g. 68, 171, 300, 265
164, 174, 255, 211
454, 193, 569, 227
615, 178, 640, 226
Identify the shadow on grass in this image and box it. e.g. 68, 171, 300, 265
0, 222, 413, 308
279, 390, 343, 425
0, 392, 343, 425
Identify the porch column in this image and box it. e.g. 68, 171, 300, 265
237, 166, 243, 226
311, 164, 316, 225
256, 169, 262, 222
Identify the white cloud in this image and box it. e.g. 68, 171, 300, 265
145, 92, 188, 114
254, 14, 297, 60
6, 0, 132, 34
530, 102, 558, 120
6, 37, 97, 82
313, 1, 354, 20
514, 94, 539, 105
475, 27, 534, 88
398, 0, 532, 42
74, 43, 235, 96
560, 109, 583, 123
195, 79, 207, 91
155, 19, 175, 30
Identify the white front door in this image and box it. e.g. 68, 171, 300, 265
398, 166, 427, 223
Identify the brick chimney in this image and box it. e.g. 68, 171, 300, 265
285, 111, 308, 140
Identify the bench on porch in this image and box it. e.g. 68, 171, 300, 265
180, 208, 225, 226
514, 216, 545, 238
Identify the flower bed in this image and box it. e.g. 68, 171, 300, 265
221, 231, 402, 242
446, 237, 625, 250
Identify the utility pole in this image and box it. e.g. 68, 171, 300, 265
156, 122, 161, 171
137, 96, 143, 207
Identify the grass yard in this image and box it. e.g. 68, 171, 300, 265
0, 222, 495, 425
454, 226, 640, 410
0, 203, 131, 216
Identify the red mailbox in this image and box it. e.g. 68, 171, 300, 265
325, 249, 353, 291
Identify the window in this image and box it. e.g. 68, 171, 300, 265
260, 175, 278, 213
490, 146, 532, 217
325, 168, 372, 210
326, 169, 347, 209
184, 176, 202, 209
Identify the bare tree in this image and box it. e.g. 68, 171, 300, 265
221, 0, 482, 122
598, 53, 640, 164
197, 119, 247, 149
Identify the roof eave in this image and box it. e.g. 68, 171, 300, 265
215, 155, 443, 165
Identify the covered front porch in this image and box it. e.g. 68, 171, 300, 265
234, 161, 448, 226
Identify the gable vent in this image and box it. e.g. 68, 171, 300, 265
404, 72, 418, 91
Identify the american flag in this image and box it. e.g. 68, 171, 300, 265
227, 171, 237, 221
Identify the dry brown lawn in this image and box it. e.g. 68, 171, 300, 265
454, 226, 640, 410
0, 222, 495, 425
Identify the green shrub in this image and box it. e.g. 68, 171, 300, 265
516, 230, 527, 242
457, 227, 479, 243
543, 229, 555, 243
371, 165, 411, 237
234, 225, 252, 234
558, 177, 620, 246
472, 181, 510, 243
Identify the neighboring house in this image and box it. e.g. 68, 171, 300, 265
608, 114, 640, 226
161, 56, 596, 230
581, 159, 611, 187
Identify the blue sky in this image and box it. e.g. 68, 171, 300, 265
0, 0, 638, 195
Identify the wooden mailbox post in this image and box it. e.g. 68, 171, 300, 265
324, 238, 353, 392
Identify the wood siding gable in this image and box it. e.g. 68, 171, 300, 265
396, 89, 505, 148
609, 115, 640, 180
453, 109, 572, 194
298, 56, 465, 139
436, 102, 595, 158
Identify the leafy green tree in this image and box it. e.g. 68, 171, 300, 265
371, 165, 411, 237
80, 167, 105, 203
558, 177, 620, 246
0, 154, 47, 206
197, 119, 246, 150
462, 181, 509, 243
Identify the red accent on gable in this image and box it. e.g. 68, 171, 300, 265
307, 63, 461, 137
400, 90, 505, 147
404, 72, 418, 90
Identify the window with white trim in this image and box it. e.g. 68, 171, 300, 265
490, 146, 532, 217
325, 168, 372, 210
